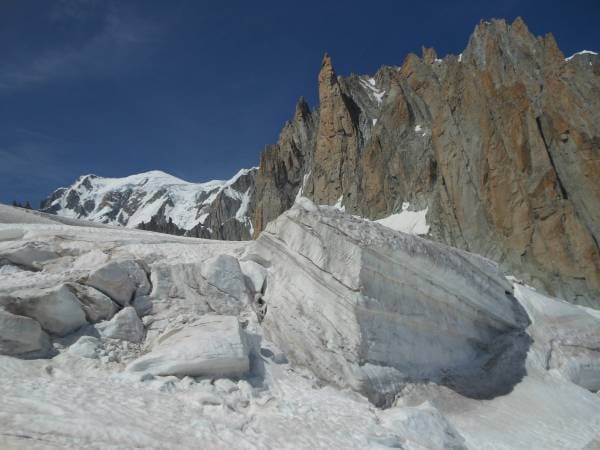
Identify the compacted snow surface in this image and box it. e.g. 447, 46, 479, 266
0, 203, 599, 449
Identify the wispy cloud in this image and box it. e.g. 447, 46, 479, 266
15, 127, 71, 144
50, 0, 108, 22
0, 1, 159, 91
0, 142, 73, 204
0, 143, 69, 186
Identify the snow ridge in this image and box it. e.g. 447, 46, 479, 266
565, 50, 598, 61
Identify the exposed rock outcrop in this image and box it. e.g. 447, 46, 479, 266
251, 18, 600, 307
309, 54, 361, 206
36, 18, 598, 306
252, 96, 316, 235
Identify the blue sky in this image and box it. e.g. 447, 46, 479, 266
1, 0, 599, 206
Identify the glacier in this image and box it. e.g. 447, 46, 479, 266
0, 202, 599, 449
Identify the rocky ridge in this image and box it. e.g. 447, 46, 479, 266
38, 17, 600, 307
251, 18, 600, 307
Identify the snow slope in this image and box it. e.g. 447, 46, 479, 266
374, 202, 429, 235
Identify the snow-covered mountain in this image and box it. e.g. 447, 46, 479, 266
40, 168, 257, 240
36, 17, 600, 306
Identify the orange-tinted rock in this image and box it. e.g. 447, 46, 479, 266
252, 97, 316, 237
252, 18, 600, 306
308, 54, 361, 206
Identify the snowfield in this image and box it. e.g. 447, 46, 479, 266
0, 202, 599, 449
374, 202, 430, 235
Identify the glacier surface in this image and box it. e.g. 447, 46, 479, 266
0, 203, 599, 449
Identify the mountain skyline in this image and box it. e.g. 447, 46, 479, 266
1, 0, 599, 205
1, 6, 600, 447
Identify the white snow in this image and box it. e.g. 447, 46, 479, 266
0, 204, 599, 449
45, 168, 258, 232
333, 195, 345, 212
437, 282, 600, 449
565, 50, 598, 61
197, 212, 209, 224
294, 171, 311, 201
219, 178, 255, 235
375, 204, 429, 235
414, 124, 427, 136
234, 188, 252, 223
0, 209, 411, 448
359, 77, 386, 105
316, 199, 430, 236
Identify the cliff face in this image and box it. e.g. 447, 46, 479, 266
252, 96, 316, 234
252, 18, 600, 306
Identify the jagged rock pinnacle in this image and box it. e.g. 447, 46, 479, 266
252, 17, 600, 305
421, 46, 438, 64
294, 96, 310, 121
319, 52, 336, 87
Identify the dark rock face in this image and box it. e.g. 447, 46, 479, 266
189, 169, 257, 240
252, 18, 600, 306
